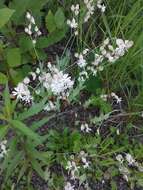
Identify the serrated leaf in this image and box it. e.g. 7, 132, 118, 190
6, 48, 21, 68
0, 72, 7, 84
11, 120, 42, 144
0, 8, 15, 28
46, 10, 56, 33
54, 8, 65, 29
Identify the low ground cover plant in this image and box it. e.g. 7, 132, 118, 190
0, 0, 143, 189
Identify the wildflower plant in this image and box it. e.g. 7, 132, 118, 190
0, 0, 143, 189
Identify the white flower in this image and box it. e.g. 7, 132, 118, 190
116, 154, 124, 163
71, 4, 80, 16
77, 54, 87, 68
97, 0, 106, 13
66, 160, 80, 179
50, 71, 74, 96
39, 72, 52, 90
92, 54, 103, 66
37, 30, 42, 36
23, 77, 30, 84
125, 153, 135, 165
44, 101, 56, 112
83, 49, 89, 55
30, 72, 36, 80
100, 94, 108, 101
25, 12, 41, 42
0, 140, 8, 159
26, 12, 31, 20
111, 92, 122, 104
80, 151, 90, 169
32, 39, 36, 45
36, 68, 41, 74
83, 0, 95, 22
34, 26, 39, 32
100, 38, 133, 63
64, 182, 75, 190
81, 123, 92, 133
67, 18, 78, 29
24, 27, 32, 35
12, 82, 33, 103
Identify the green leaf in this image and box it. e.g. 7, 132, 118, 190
3, 84, 11, 118
5, 151, 24, 181
36, 28, 66, 48
0, 72, 7, 84
17, 98, 47, 120
46, 10, 56, 33
31, 117, 50, 130
54, 8, 65, 29
6, 48, 21, 68
31, 159, 45, 179
2, 138, 17, 171
85, 76, 102, 94
0, 8, 15, 28
0, 125, 8, 140
11, 120, 42, 144
19, 35, 33, 53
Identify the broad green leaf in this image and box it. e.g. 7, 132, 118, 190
9, 0, 48, 24
0, 72, 7, 84
6, 48, 21, 68
9, 69, 24, 85
0, 8, 15, 28
37, 28, 67, 48
46, 10, 56, 33
11, 120, 42, 144
19, 35, 33, 53
17, 98, 47, 120
54, 8, 65, 29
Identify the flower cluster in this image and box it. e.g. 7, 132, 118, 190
66, 151, 90, 180
84, 0, 95, 23
116, 153, 143, 182
71, 4, 80, 16
79, 151, 90, 169
76, 38, 133, 83
44, 101, 56, 112
81, 123, 92, 133
24, 12, 42, 44
100, 92, 122, 104
12, 80, 33, 104
38, 63, 74, 98
64, 182, 75, 190
67, 4, 79, 35
66, 159, 80, 180
97, 0, 106, 13
75, 49, 89, 68
100, 38, 134, 63
0, 140, 8, 159
12, 63, 74, 105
